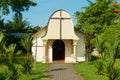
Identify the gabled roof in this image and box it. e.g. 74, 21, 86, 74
32, 26, 47, 38
43, 9, 79, 40
32, 9, 79, 40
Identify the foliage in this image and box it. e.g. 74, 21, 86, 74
20, 34, 33, 54
20, 34, 33, 74
0, 16, 5, 30
0, 62, 49, 80
102, 61, 120, 80
84, 34, 94, 61
94, 59, 120, 80
74, 61, 107, 80
91, 35, 106, 55
0, 73, 8, 80
0, 0, 39, 33
0, 32, 23, 80
0, 67, 9, 80
75, 0, 117, 33
3, 15, 41, 33
93, 33, 120, 80
0, 0, 37, 16
26, 25, 41, 33
74, 59, 120, 80
97, 24, 120, 60
75, 0, 119, 61
5, 15, 30, 32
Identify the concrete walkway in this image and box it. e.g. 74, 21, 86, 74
46, 63, 83, 80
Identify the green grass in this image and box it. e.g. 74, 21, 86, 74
19, 62, 49, 80
73, 62, 107, 80
0, 62, 49, 80
73, 59, 120, 80
0, 53, 50, 80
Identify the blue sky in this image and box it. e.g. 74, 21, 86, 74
2, 0, 120, 27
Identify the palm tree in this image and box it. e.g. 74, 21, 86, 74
0, 32, 22, 80
20, 34, 33, 73
91, 34, 106, 60
105, 36, 120, 69
5, 15, 30, 32
0, 16, 4, 29
0, 32, 5, 64
4, 44, 22, 80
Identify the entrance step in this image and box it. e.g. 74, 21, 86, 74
53, 60, 65, 63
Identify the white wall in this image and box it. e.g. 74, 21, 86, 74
32, 37, 44, 62
47, 40, 54, 63
64, 40, 75, 63
75, 30, 85, 62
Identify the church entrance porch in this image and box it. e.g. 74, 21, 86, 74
52, 40, 65, 61
44, 39, 78, 63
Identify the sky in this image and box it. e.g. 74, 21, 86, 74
2, 0, 120, 27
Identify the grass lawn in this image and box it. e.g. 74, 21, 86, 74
73, 59, 120, 80
19, 62, 49, 80
0, 62, 49, 80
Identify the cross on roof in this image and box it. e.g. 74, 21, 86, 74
50, 10, 71, 39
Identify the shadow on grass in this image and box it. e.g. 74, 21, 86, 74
31, 75, 50, 80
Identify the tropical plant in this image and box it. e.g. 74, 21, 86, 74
5, 15, 30, 32
26, 25, 41, 33
0, 71, 9, 80
102, 59, 120, 80
0, 32, 23, 80
94, 34, 120, 80
3, 44, 22, 80
20, 34, 33, 74
0, 0, 37, 16
0, 16, 4, 30
91, 34, 106, 59
105, 36, 120, 69
0, 32, 6, 64
75, 0, 118, 61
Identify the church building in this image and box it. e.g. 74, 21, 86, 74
32, 10, 85, 63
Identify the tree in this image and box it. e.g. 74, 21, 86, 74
93, 24, 120, 79
0, 0, 37, 32
0, 16, 4, 29
91, 34, 106, 60
75, 0, 118, 61
20, 34, 33, 74
101, 24, 120, 68
5, 15, 30, 32
0, 0, 37, 16
26, 25, 41, 33
0, 32, 22, 80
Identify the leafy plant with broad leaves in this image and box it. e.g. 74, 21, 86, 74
94, 34, 120, 80
75, 0, 118, 61
0, 32, 23, 80
20, 34, 33, 74
0, 0, 37, 16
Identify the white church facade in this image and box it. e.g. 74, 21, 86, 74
32, 10, 85, 63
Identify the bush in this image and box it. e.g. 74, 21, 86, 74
95, 59, 120, 80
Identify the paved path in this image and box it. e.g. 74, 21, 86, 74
46, 63, 83, 80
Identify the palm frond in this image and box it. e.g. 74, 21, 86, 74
0, 33, 4, 42
86, 0, 93, 5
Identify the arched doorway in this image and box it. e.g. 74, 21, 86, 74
52, 40, 65, 61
